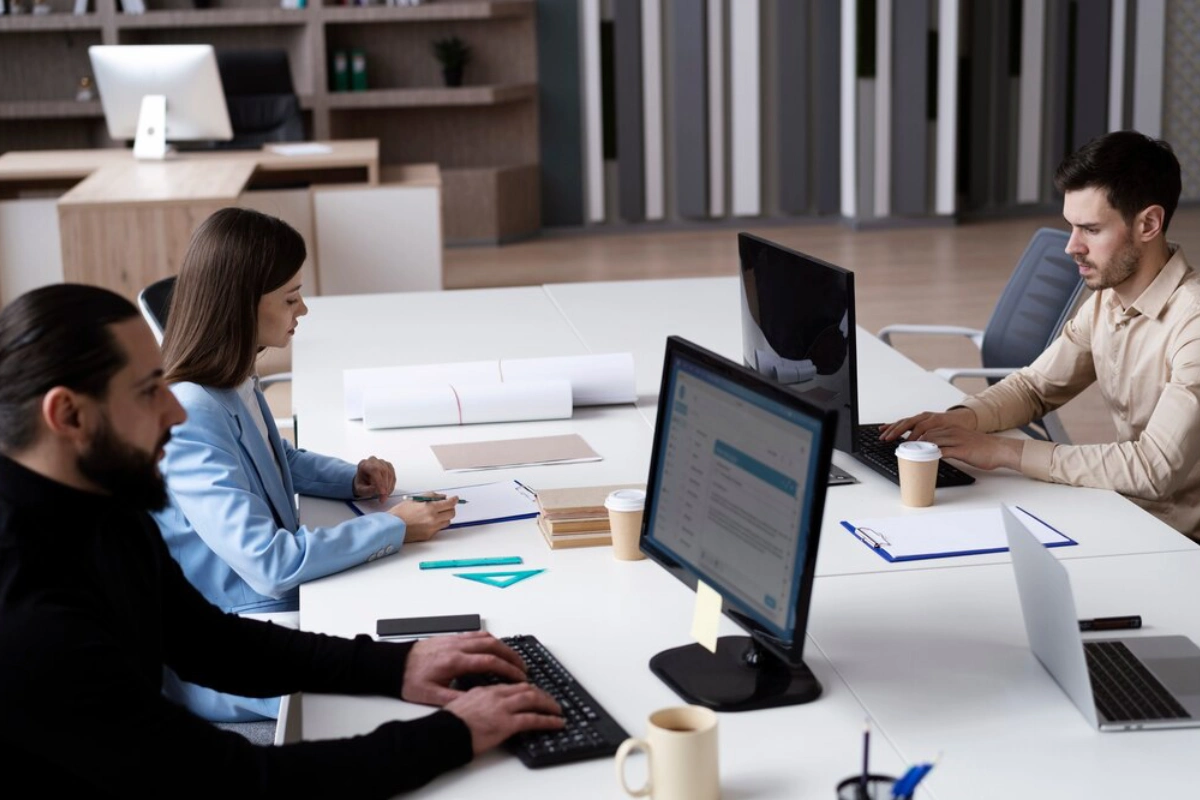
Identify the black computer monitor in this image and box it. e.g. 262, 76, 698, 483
737, 232, 859, 454
639, 336, 836, 711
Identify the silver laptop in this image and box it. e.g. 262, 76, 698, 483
1003, 504, 1200, 731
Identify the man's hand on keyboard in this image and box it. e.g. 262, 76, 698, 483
446, 683, 565, 755
879, 407, 977, 442
403, 632, 528, 706
912, 426, 1024, 472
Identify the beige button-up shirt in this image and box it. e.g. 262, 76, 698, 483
961, 245, 1200, 541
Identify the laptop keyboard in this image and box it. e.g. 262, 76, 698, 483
853, 426, 976, 487
1085, 640, 1191, 722
453, 634, 630, 768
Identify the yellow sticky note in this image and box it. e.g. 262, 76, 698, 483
690, 580, 722, 653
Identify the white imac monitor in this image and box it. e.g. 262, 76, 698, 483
88, 44, 234, 160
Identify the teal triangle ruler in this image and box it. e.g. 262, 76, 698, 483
454, 569, 545, 589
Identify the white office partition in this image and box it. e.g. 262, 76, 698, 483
840, 0, 858, 218
581, 0, 605, 223
935, 0, 960, 215
730, 0, 760, 217
642, 0, 665, 221
873, 0, 892, 218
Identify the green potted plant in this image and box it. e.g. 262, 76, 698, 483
432, 35, 471, 87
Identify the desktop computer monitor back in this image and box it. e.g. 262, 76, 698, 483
89, 45, 234, 144
737, 233, 858, 453
639, 335, 836, 711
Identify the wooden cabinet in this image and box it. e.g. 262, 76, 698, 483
0, 0, 538, 244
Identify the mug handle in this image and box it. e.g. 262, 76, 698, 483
615, 737, 654, 798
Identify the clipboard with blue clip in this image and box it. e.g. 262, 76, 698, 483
840, 505, 1077, 562
348, 479, 540, 530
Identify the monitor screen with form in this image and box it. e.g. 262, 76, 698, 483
640, 336, 835, 711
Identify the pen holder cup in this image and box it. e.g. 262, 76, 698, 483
836, 774, 897, 800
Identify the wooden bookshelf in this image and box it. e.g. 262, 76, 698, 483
0, 0, 539, 244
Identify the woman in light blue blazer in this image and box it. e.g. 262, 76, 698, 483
153, 207, 459, 722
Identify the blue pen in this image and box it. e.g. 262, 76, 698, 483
891, 760, 936, 799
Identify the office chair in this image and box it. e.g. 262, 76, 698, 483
137, 276, 294, 433
214, 49, 305, 148
877, 227, 1082, 443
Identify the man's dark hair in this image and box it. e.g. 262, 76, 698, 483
0, 284, 139, 453
1054, 130, 1182, 232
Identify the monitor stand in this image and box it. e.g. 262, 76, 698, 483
649, 635, 822, 712
133, 94, 175, 160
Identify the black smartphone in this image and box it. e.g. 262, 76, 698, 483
376, 613, 482, 639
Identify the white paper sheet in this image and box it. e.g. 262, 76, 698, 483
343, 353, 635, 419
361, 380, 573, 430
840, 506, 1076, 562
268, 143, 334, 156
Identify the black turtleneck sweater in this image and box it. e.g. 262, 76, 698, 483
0, 454, 472, 798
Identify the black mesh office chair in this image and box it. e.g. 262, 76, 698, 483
878, 227, 1083, 442
214, 49, 305, 148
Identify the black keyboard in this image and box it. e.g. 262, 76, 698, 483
1084, 640, 1191, 722
852, 425, 976, 487
454, 634, 630, 768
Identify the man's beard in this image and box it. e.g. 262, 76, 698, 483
78, 415, 170, 511
1081, 232, 1141, 291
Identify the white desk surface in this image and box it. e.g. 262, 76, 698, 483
294, 278, 1199, 799
807, 551, 1200, 798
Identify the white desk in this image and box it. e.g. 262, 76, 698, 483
806, 552, 1200, 797
544, 278, 1196, 576
293, 278, 1199, 799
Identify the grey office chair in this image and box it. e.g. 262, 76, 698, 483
137, 276, 294, 432
877, 227, 1083, 442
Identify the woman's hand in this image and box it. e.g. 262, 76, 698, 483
353, 456, 396, 501
388, 495, 459, 542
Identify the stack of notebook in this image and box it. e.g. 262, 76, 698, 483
535, 483, 646, 550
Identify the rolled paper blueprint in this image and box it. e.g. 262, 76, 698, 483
361, 379, 573, 430
344, 353, 636, 419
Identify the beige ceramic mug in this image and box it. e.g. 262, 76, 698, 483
615, 705, 720, 800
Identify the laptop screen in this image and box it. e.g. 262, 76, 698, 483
737, 233, 859, 453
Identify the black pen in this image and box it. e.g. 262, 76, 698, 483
1078, 615, 1142, 631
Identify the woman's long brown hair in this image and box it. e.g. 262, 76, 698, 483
162, 207, 306, 388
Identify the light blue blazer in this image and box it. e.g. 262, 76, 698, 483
152, 381, 405, 722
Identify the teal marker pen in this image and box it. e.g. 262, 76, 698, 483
419, 556, 523, 570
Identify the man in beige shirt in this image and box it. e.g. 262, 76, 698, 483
883, 131, 1200, 542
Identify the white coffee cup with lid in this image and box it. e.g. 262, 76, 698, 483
605, 489, 647, 560
895, 440, 942, 507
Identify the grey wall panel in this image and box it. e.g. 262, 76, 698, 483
537, 0, 584, 227
814, 0, 841, 215
776, 0, 810, 214
1045, 0, 1072, 194
891, 0, 929, 215
967, 0, 1013, 210
614, 0, 645, 222
670, 0, 709, 219
1072, 0, 1111, 151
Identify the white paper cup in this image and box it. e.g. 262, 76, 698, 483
605, 489, 646, 561
896, 441, 941, 507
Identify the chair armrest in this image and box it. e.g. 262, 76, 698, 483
932, 366, 1017, 385
259, 372, 293, 388
877, 324, 984, 349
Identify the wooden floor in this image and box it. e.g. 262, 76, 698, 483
444, 207, 1200, 445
